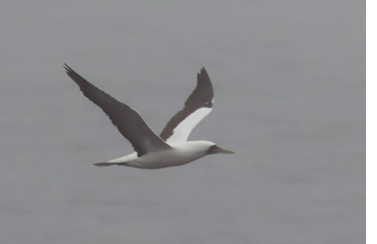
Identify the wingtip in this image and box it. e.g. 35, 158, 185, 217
63, 63, 71, 73
198, 67, 209, 77
197, 67, 211, 82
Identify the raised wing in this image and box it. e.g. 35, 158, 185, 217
64, 64, 171, 157
160, 68, 214, 144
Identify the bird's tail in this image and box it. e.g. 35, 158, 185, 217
94, 162, 126, 167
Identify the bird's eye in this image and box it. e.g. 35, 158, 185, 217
207, 145, 217, 154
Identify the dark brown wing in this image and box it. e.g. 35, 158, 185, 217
64, 64, 171, 157
160, 68, 214, 142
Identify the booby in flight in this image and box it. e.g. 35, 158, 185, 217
64, 64, 234, 169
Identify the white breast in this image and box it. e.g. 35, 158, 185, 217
128, 141, 214, 169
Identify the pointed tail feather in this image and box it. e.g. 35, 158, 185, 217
94, 162, 126, 167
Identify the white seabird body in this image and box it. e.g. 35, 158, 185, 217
64, 64, 234, 169
105, 141, 218, 169
104, 141, 234, 169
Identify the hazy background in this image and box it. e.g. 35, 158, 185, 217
0, 1, 365, 243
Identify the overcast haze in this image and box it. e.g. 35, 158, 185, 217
0, 1, 365, 243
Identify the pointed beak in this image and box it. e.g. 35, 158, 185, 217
212, 146, 235, 154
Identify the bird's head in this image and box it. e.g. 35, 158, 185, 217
206, 144, 235, 155
182, 141, 234, 155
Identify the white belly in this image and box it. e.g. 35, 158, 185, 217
107, 142, 209, 169
135, 149, 206, 169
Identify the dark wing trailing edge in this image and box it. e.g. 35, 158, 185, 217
64, 64, 171, 157
160, 67, 214, 142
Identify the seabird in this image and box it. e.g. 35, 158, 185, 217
64, 64, 234, 169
